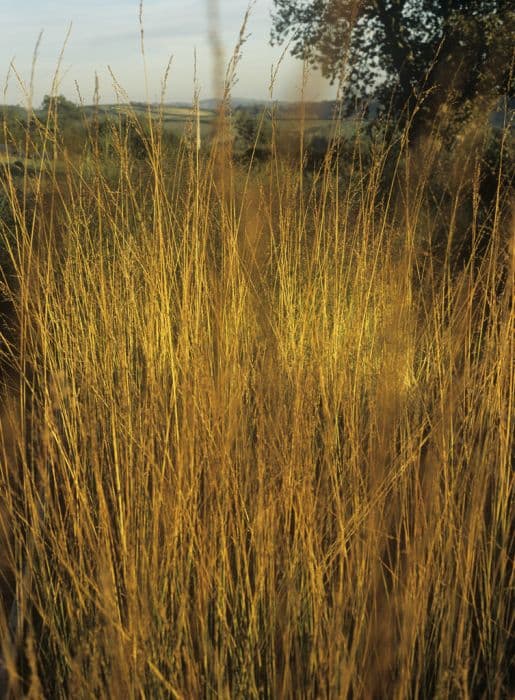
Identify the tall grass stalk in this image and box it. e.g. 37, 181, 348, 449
0, 75, 513, 699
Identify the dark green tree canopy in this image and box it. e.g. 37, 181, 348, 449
271, 0, 514, 136
41, 94, 81, 121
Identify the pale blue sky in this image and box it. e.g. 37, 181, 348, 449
1, 0, 335, 106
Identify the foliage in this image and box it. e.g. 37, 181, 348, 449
41, 94, 81, 122
233, 108, 272, 160
271, 0, 514, 138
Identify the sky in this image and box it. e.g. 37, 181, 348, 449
1, 0, 336, 106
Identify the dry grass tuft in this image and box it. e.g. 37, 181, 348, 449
0, 69, 513, 698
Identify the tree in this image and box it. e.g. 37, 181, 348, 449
233, 109, 272, 160
271, 0, 514, 139
234, 109, 260, 147
41, 95, 81, 122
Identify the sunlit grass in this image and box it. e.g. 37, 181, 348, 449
0, 73, 513, 698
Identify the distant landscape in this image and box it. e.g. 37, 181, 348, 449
0, 96, 362, 148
